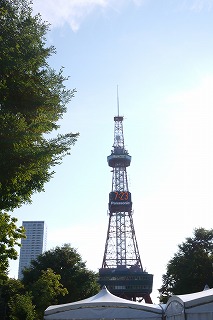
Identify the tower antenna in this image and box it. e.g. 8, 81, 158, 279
117, 85, 120, 116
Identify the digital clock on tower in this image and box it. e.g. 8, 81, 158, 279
110, 191, 131, 202
109, 191, 132, 212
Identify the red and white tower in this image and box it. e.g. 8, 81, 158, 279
99, 102, 153, 303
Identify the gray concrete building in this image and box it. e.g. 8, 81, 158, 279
18, 221, 47, 279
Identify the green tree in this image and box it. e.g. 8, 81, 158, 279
0, 215, 25, 282
8, 293, 36, 320
0, 278, 26, 319
0, 271, 67, 320
0, 0, 78, 212
22, 244, 100, 304
29, 268, 68, 319
159, 228, 213, 303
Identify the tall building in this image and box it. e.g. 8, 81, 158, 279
18, 221, 47, 279
99, 110, 153, 302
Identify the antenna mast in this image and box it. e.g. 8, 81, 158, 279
117, 85, 120, 116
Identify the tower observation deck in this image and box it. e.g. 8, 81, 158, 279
99, 113, 153, 303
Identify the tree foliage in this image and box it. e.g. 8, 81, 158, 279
22, 244, 100, 304
8, 293, 36, 320
159, 228, 213, 303
29, 268, 68, 319
0, 270, 67, 320
0, 0, 78, 212
0, 278, 28, 319
0, 214, 25, 282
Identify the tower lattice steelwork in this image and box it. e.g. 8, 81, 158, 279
99, 109, 153, 303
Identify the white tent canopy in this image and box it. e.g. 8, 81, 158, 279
165, 288, 213, 320
44, 286, 163, 320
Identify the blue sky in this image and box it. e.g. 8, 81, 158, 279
10, 0, 213, 302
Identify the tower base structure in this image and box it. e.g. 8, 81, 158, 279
99, 266, 153, 303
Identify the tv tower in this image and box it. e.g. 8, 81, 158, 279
99, 92, 153, 303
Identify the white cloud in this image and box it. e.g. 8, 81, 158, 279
132, 0, 148, 6
190, 0, 213, 11
178, 0, 213, 12
132, 76, 213, 301
166, 75, 213, 129
47, 222, 106, 270
162, 75, 213, 227
32, 0, 146, 31
32, 0, 213, 31
33, 0, 106, 31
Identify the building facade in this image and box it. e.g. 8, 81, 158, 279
18, 221, 47, 279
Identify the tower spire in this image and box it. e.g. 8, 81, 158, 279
117, 85, 120, 116
99, 96, 153, 303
